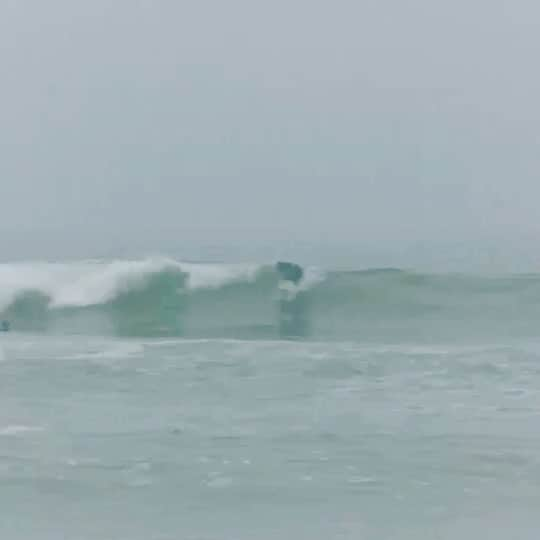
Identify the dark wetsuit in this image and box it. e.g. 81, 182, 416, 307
275, 261, 304, 284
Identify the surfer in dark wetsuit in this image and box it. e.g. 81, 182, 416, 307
275, 261, 304, 285
275, 262, 308, 338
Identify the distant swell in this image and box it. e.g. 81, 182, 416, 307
2, 259, 540, 341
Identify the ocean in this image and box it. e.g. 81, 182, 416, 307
1, 258, 539, 539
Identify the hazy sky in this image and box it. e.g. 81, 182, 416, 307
2, 0, 540, 267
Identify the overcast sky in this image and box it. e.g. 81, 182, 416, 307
1, 0, 539, 268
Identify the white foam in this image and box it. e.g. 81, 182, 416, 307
0, 425, 45, 436
0, 258, 265, 310
278, 266, 326, 299
70, 341, 144, 361
180, 262, 261, 290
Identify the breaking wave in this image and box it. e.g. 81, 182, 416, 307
2, 258, 540, 341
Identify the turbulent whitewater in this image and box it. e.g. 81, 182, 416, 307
2, 258, 540, 341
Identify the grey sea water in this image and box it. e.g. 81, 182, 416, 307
1, 260, 539, 539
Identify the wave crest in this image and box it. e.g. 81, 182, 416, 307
0, 258, 265, 310
4, 260, 540, 341
0, 258, 319, 338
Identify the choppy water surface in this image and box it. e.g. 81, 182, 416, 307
1, 332, 539, 539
